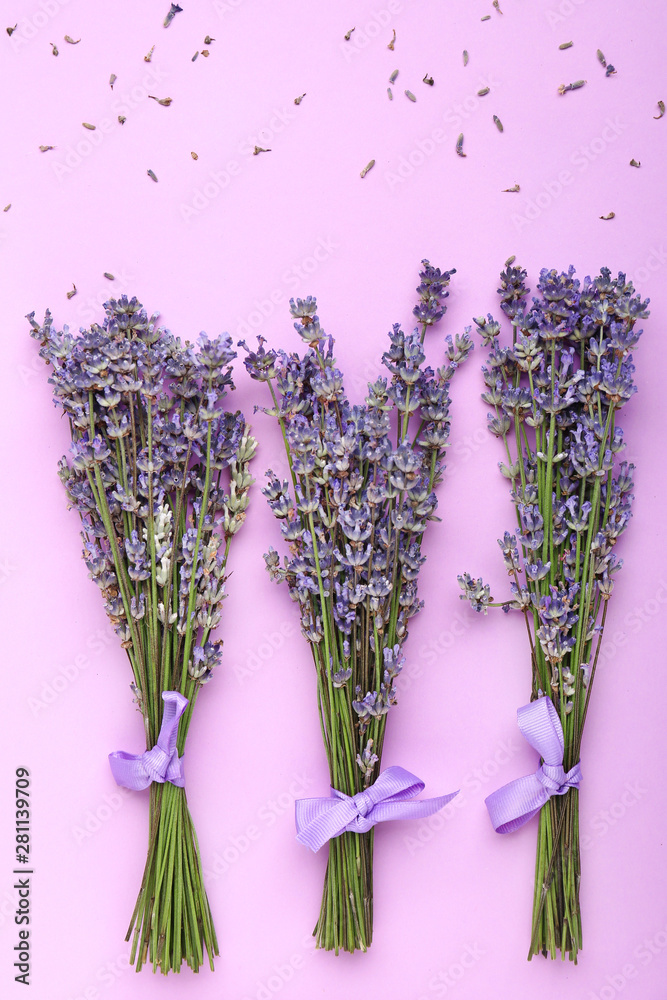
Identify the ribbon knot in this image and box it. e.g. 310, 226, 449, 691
295, 765, 459, 852
108, 691, 188, 791
352, 790, 374, 824
485, 697, 582, 835
142, 745, 176, 784
536, 762, 581, 794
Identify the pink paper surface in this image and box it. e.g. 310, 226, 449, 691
1, 2, 666, 998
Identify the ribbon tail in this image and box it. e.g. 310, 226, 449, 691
156, 692, 188, 755
369, 766, 427, 804
518, 698, 565, 766
295, 796, 358, 852
361, 790, 459, 829
108, 750, 152, 791
155, 692, 188, 787
485, 772, 549, 834
108, 691, 189, 791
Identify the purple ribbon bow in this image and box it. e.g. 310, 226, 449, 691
485, 697, 582, 834
295, 765, 459, 852
108, 691, 188, 791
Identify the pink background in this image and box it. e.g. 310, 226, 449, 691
1, 1, 666, 998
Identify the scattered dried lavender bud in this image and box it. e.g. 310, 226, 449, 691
389, 69, 399, 84
3, 204, 11, 212
493, 0, 503, 12
463, 50, 469, 66
144, 44, 155, 62
64, 35, 80, 44
192, 51, 198, 61
629, 158, 641, 167
149, 95, 173, 105
605, 64, 616, 76
599, 211, 615, 220
502, 184, 520, 192
294, 93, 306, 105
104, 272, 115, 280
559, 41, 573, 49
360, 159, 375, 179
109, 73, 117, 89
204, 35, 215, 44
387, 87, 393, 99
82, 122, 96, 130
118, 115, 126, 124
163, 3, 183, 28
6, 25, 17, 36
405, 89, 416, 102
477, 86, 490, 96
253, 146, 271, 155
201, 49, 209, 56
147, 169, 158, 182
388, 28, 396, 50
39, 145, 55, 152
505, 254, 516, 266
344, 27, 355, 40
558, 79, 586, 94
597, 48, 606, 67
66, 283, 77, 299
50, 42, 58, 56
423, 72, 434, 85
456, 133, 466, 157
493, 115, 503, 132
191, 151, 198, 160
481, 14, 491, 20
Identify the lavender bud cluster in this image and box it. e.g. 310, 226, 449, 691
28, 295, 256, 693
243, 261, 472, 778
458, 265, 648, 715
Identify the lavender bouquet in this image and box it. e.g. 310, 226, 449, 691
28, 296, 256, 973
458, 265, 648, 962
242, 262, 473, 953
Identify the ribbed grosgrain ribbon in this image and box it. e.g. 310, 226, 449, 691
108, 691, 188, 790
295, 765, 459, 852
485, 697, 582, 834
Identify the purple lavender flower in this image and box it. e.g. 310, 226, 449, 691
457, 572, 492, 613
